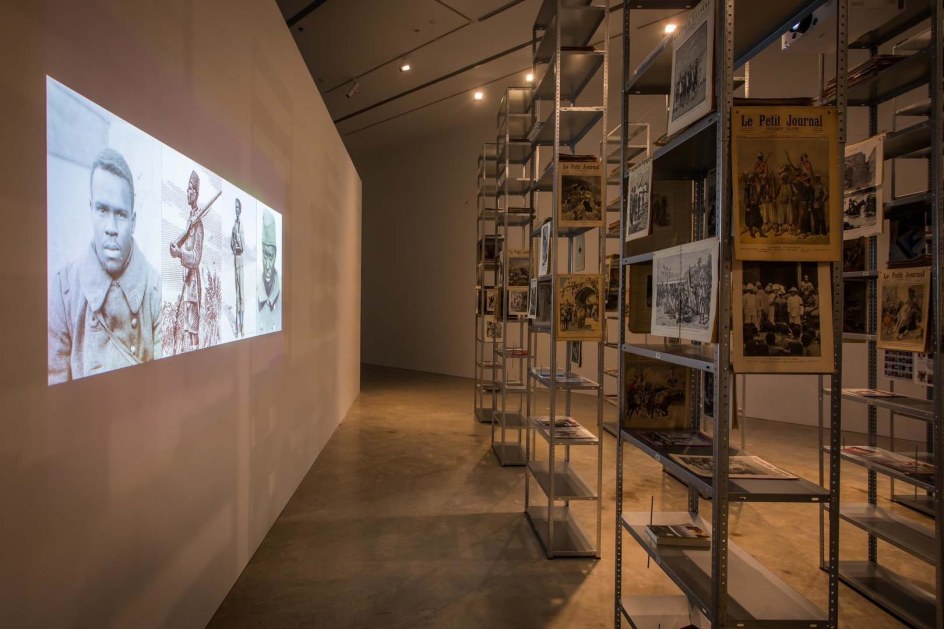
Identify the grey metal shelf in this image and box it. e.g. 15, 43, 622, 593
892, 493, 935, 517
843, 332, 876, 342
493, 442, 527, 466
474, 407, 497, 423
532, 50, 605, 103
824, 387, 934, 422
622, 430, 829, 503
529, 369, 600, 390
842, 270, 878, 279
528, 460, 597, 500
884, 190, 932, 219
838, 503, 936, 563
897, 97, 932, 117
497, 174, 533, 197
533, 3, 605, 63
823, 48, 933, 107
622, 343, 716, 373
531, 417, 599, 446
497, 140, 534, 166
619, 595, 698, 629
884, 119, 931, 160
525, 505, 596, 557
529, 106, 604, 146
838, 561, 936, 629
651, 112, 718, 179
623, 512, 829, 627
831, 447, 935, 492
849, 1, 931, 49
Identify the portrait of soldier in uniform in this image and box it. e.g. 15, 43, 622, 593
257, 208, 282, 334
48, 148, 162, 384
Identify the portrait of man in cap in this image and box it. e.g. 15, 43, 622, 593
257, 208, 282, 334
48, 148, 162, 384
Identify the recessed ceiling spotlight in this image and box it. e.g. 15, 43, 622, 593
526, 72, 534, 83
473, 90, 484, 101
664, 23, 677, 34
399, 60, 411, 72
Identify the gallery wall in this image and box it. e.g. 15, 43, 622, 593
0, 1, 361, 627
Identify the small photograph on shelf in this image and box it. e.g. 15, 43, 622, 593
527, 279, 538, 319
539, 219, 552, 277
878, 267, 930, 352
484, 288, 498, 315
669, 453, 799, 480
573, 233, 585, 272
844, 134, 884, 196
732, 260, 834, 373
569, 341, 582, 368
840, 445, 934, 484
883, 349, 915, 382
535, 280, 553, 324
625, 157, 652, 242
843, 237, 866, 273
556, 274, 603, 340
505, 250, 530, 286
843, 189, 882, 240
604, 253, 620, 312
628, 262, 653, 334
484, 315, 503, 341
621, 354, 691, 431
650, 237, 718, 342
732, 106, 840, 262
637, 430, 712, 449
666, 0, 714, 137
506, 287, 530, 318
557, 156, 603, 229
843, 280, 868, 335
914, 352, 934, 387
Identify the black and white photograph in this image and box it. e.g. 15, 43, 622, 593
570, 341, 583, 368
557, 157, 603, 228
256, 203, 283, 336
47, 77, 163, 384
844, 134, 884, 195
650, 238, 718, 342
628, 262, 652, 334
626, 180, 694, 257
536, 280, 553, 323
539, 220, 552, 276
733, 260, 834, 373
625, 157, 652, 242
669, 454, 798, 479
843, 237, 866, 273
527, 280, 538, 319
667, 0, 714, 137
556, 274, 604, 340
160, 146, 224, 356
878, 267, 930, 352
573, 233, 585, 272
883, 349, 915, 382
504, 250, 530, 286
485, 288, 498, 315
843, 280, 868, 335
732, 107, 841, 261
506, 287, 530, 318
220, 183, 257, 342
484, 315, 503, 341
843, 189, 882, 240
914, 353, 934, 387
621, 354, 691, 431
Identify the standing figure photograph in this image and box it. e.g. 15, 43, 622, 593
220, 184, 257, 343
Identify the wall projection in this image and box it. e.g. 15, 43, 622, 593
47, 77, 283, 385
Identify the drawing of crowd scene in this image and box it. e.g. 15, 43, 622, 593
741, 261, 822, 357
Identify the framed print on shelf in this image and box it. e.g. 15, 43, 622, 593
557, 156, 603, 229
621, 354, 691, 432
844, 134, 884, 196
504, 249, 530, 286
625, 157, 652, 242
732, 106, 841, 261
877, 267, 931, 352
506, 287, 530, 318
732, 260, 834, 373
842, 189, 882, 240
555, 273, 604, 341
527, 279, 538, 319
539, 219, 552, 277
666, 0, 714, 137
650, 237, 718, 342
484, 315, 503, 342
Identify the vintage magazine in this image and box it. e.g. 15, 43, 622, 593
732, 260, 834, 373
667, 0, 714, 137
878, 267, 930, 352
625, 157, 653, 242
557, 156, 603, 229
628, 261, 653, 334
650, 237, 718, 342
670, 454, 799, 479
556, 274, 604, 340
621, 354, 691, 431
844, 134, 884, 195
843, 188, 883, 240
732, 106, 841, 261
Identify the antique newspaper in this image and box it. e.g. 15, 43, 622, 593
650, 237, 718, 342
667, 0, 714, 137
878, 266, 931, 352
557, 157, 603, 229
555, 273, 604, 340
732, 106, 841, 261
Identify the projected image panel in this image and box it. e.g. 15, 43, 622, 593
46, 77, 284, 386
47, 78, 163, 385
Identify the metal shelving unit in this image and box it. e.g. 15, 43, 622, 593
523, 0, 608, 559
615, 1, 843, 627
492, 87, 536, 467
474, 143, 500, 424
816, 3, 943, 627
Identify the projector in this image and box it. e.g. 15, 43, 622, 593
781, 0, 901, 53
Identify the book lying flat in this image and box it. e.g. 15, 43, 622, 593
669, 454, 798, 480
636, 430, 713, 449
843, 388, 902, 398
532, 415, 580, 428
646, 524, 711, 549
841, 446, 935, 482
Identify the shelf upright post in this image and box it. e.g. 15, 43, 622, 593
709, 0, 735, 624
931, 1, 944, 625
865, 40, 880, 566
474, 143, 499, 425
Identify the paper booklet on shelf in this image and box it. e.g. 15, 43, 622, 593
635, 430, 712, 449
669, 453, 799, 480
842, 388, 902, 398
646, 524, 711, 549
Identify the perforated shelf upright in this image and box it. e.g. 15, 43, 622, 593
474, 143, 500, 424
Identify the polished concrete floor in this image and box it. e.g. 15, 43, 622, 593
210, 365, 929, 628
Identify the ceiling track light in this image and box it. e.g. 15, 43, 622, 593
399, 59, 411, 72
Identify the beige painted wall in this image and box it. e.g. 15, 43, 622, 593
0, 1, 361, 626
